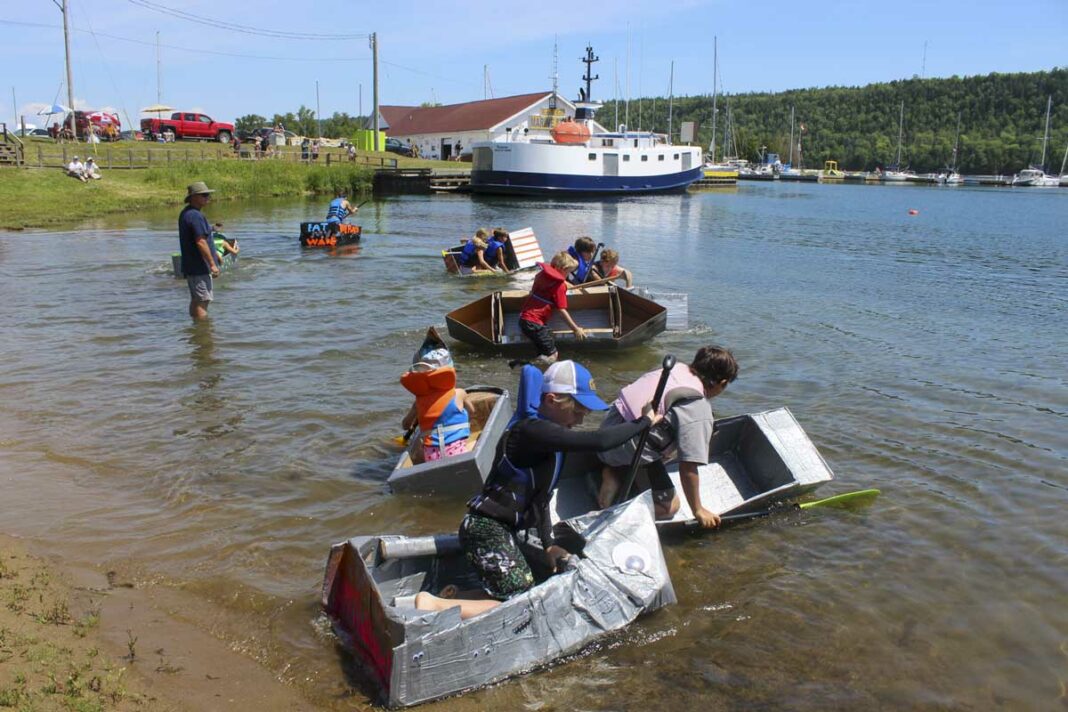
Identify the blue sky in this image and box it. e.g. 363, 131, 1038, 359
2, 0, 1065, 130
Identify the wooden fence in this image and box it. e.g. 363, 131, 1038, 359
21, 143, 398, 170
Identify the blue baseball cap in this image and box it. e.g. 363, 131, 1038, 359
541, 360, 609, 411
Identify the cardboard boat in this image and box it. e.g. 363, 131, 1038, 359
387, 386, 511, 495
441, 227, 543, 277
445, 284, 667, 352
300, 221, 361, 248
550, 406, 835, 527
321, 492, 674, 707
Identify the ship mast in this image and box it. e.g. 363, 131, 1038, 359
549, 37, 558, 111
1040, 95, 1051, 170
581, 44, 599, 102
710, 36, 718, 162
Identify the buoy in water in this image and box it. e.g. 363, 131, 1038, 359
908, 209, 919, 216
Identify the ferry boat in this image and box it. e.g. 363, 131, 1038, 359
469, 49, 702, 196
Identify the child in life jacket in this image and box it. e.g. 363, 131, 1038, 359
589, 248, 632, 287
457, 229, 495, 272
566, 236, 598, 285
400, 344, 470, 463
212, 223, 239, 264
482, 228, 512, 272
596, 346, 739, 529
517, 251, 587, 365
413, 360, 661, 619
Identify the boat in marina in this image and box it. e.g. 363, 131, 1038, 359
321, 492, 674, 707
445, 284, 667, 352
941, 112, 964, 185
441, 227, 543, 277
821, 160, 845, 182
550, 406, 835, 527
780, 106, 819, 182
299, 221, 361, 248
1013, 96, 1060, 187
469, 47, 701, 196
883, 101, 916, 182
388, 386, 511, 495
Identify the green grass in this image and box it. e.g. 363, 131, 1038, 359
0, 160, 375, 229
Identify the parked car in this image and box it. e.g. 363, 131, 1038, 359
141, 112, 234, 143
15, 128, 50, 138
384, 137, 413, 156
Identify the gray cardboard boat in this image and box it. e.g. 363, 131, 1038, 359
321, 492, 674, 707
551, 407, 835, 526
387, 386, 510, 495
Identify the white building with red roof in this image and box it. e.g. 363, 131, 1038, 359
378, 92, 605, 161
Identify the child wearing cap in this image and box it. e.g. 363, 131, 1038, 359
400, 334, 470, 463
517, 251, 587, 364
596, 346, 739, 529
414, 360, 662, 619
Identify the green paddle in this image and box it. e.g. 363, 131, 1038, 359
713, 488, 881, 526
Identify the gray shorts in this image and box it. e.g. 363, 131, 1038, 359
186, 273, 213, 302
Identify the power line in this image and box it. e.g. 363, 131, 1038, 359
125, 0, 368, 41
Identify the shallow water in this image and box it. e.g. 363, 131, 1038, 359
2, 183, 1066, 709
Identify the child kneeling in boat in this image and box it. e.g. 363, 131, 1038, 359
400, 345, 470, 463
457, 229, 496, 272
415, 360, 661, 619
596, 346, 739, 529
518, 251, 587, 365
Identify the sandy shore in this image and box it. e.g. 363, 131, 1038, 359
0, 534, 313, 711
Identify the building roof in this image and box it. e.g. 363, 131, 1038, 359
380, 92, 555, 135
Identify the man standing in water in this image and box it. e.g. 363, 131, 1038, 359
178, 181, 219, 321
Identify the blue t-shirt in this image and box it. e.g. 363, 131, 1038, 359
179, 205, 216, 276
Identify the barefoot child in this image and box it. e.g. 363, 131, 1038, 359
596, 346, 739, 529
414, 360, 661, 619
517, 251, 587, 364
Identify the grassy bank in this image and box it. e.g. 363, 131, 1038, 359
0, 160, 375, 229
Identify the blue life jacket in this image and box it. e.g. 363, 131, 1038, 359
483, 238, 505, 264
326, 198, 347, 223
469, 365, 562, 528
567, 246, 592, 283
459, 240, 480, 267
426, 396, 471, 448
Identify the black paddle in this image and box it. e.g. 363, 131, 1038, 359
586, 242, 605, 283
392, 422, 417, 446
614, 354, 676, 506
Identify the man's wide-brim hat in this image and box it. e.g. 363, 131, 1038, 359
184, 181, 215, 202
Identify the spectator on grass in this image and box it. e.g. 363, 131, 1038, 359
67, 155, 87, 182
84, 157, 102, 180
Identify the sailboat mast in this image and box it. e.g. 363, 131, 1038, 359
1040, 95, 1051, 170
710, 36, 718, 161
789, 105, 795, 166
895, 100, 904, 167
1060, 141, 1068, 177
667, 60, 674, 141
951, 111, 961, 171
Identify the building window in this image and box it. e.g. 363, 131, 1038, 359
623, 155, 630, 162
588, 153, 597, 161
604, 139, 614, 147
641, 155, 649, 162
673, 153, 679, 159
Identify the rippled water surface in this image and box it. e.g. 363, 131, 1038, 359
2, 183, 1066, 709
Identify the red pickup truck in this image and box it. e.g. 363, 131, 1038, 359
140, 112, 234, 143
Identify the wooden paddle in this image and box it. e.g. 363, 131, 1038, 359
614, 354, 676, 506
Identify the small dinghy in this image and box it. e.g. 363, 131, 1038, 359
300, 221, 361, 248
321, 492, 674, 707
388, 386, 511, 495
171, 234, 238, 278
441, 227, 543, 277
445, 284, 667, 352
551, 407, 835, 527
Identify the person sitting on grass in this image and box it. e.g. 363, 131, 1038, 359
596, 346, 739, 529
66, 155, 87, 182
400, 337, 470, 464
517, 251, 587, 365
589, 248, 633, 287
414, 360, 661, 619
566, 236, 598, 285
84, 157, 102, 180
482, 228, 512, 272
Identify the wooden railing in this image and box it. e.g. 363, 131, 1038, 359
15, 143, 399, 170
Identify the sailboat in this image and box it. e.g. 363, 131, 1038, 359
883, 101, 916, 182
1059, 142, 1068, 187
780, 107, 818, 182
941, 112, 963, 185
1012, 96, 1060, 187
703, 37, 739, 179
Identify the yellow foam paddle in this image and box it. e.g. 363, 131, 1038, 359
717, 488, 881, 525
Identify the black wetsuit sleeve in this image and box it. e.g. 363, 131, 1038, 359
519, 416, 650, 456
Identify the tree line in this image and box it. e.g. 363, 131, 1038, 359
233, 108, 368, 141
599, 68, 1068, 174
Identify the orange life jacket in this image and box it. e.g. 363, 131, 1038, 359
400, 367, 470, 446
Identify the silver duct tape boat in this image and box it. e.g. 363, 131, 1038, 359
321, 492, 674, 707
387, 387, 510, 495
551, 407, 835, 526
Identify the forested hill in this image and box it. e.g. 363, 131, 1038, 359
598, 68, 1067, 174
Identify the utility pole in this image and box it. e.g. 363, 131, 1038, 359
60, 0, 76, 138
316, 79, 322, 138
358, 83, 362, 119
371, 32, 379, 152
11, 87, 17, 132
